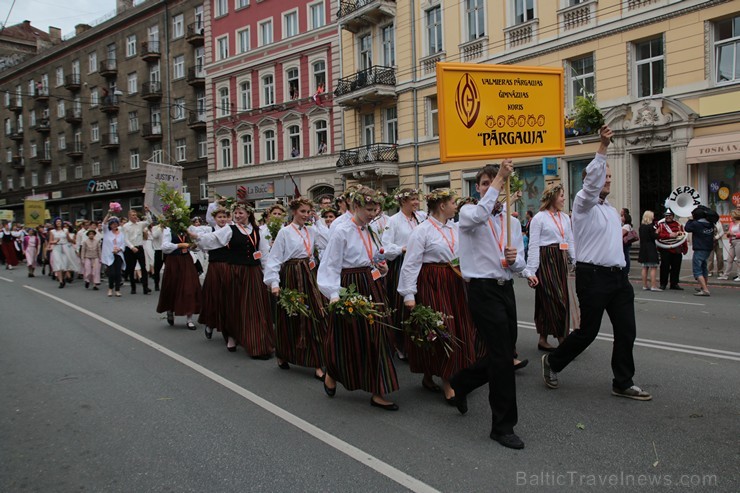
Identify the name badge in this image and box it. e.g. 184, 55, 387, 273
253, 251, 262, 260
308, 259, 316, 270
501, 259, 509, 269
559, 243, 569, 251
371, 268, 381, 281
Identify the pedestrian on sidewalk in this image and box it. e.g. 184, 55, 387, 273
638, 211, 661, 291
685, 207, 715, 296
706, 218, 724, 278
718, 210, 740, 281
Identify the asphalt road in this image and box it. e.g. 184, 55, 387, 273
1, 268, 738, 492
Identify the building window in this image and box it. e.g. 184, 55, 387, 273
74, 165, 83, 179
427, 96, 438, 137
59, 167, 66, 182
31, 142, 38, 157
284, 11, 298, 38
197, 133, 207, 158
91, 122, 99, 142
715, 15, 740, 84
236, 0, 249, 9
309, 1, 325, 30
259, 19, 273, 46
263, 130, 276, 162
465, 0, 485, 41
634, 37, 664, 98
384, 106, 397, 143
174, 98, 186, 120
288, 125, 300, 157
359, 34, 372, 70
514, 0, 534, 24
127, 72, 138, 94
176, 138, 187, 162
45, 170, 52, 184
237, 28, 250, 54
88, 51, 97, 73
6, 177, 12, 191
216, 36, 229, 61
92, 161, 100, 176
218, 87, 230, 116
215, 0, 228, 17
57, 100, 65, 118
57, 133, 66, 150
199, 177, 207, 199
262, 74, 275, 106
362, 113, 375, 145
286, 67, 299, 99
90, 88, 99, 107
129, 111, 139, 132
426, 6, 443, 55
30, 111, 36, 127
220, 138, 232, 168
110, 158, 119, 173
173, 55, 185, 79
382, 24, 395, 66
130, 149, 140, 170
55, 66, 64, 87
126, 35, 137, 57
241, 134, 253, 165
315, 119, 328, 154
239, 81, 251, 111
568, 54, 594, 107
312, 60, 326, 91
172, 13, 184, 39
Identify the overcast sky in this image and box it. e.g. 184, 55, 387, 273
2, 0, 117, 37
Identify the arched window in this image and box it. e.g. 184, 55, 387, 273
219, 138, 232, 168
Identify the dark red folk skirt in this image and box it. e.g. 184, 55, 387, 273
226, 264, 274, 357
156, 254, 201, 316
197, 261, 229, 329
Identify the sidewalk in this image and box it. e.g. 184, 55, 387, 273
627, 257, 740, 289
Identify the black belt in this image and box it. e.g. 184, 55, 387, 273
576, 262, 623, 273
470, 278, 513, 286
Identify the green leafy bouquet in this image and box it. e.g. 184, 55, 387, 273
328, 284, 394, 328
265, 216, 284, 243
278, 288, 313, 319
572, 95, 604, 134
403, 304, 458, 357
156, 182, 192, 235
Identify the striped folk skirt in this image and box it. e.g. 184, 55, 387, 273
156, 254, 202, 316
406, 264, 479, 380
226, 264, 274, 357
534, 245, 571, 338
325, 267, 398, 395
274, 258, 326, 368
197, 261, 229, 330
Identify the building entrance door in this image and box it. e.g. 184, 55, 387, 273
638, 151, 672, 217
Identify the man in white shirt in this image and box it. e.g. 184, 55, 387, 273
542, 126, 652, 401
122, 208, 152, 294
450, 159, 526, 450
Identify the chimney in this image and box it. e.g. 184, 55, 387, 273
75, 24, 92, 35
117, 0, 134, 15
48, 27, 62, 44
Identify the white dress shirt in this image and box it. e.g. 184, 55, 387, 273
458, 184, 526, 280
150, 225, 164, 250
329, 210, 353, 231
317, 217, 381, 300
523, 210, 576, 278
263, 223, 320, 288
371, 213, 391, 241
194, 223, 269, 268
397, 216, 459, 302
383, 210, 427, 260
122, 213, 152, 248
572, 153, 625, 267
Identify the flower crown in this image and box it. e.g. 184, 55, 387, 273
426, 188, 457, 203
350, 189, 383, 207
540, 183, 564, 206
455, 196, 478, 208
393, 188, 422, 201
210, 205, 230, 218
231, 202, 254, 213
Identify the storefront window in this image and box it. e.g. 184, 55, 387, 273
92, 201, 103, 221
706, 161, 739, 222
517, 165, 544, 216
568, 159, 591, 209
129, 197, 144, 212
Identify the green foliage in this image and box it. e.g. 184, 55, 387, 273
573, 95, 605, 134
156, 182, 192, 235
403, 304, 459, 357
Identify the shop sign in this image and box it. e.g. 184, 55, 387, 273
542, 157, 558, 175
437, 63, 564, 162
86, 179, 120, 193
239, 181, 275, 200
51, 191, 63, 199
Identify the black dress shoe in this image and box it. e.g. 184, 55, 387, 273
227, 345, 237, 352
446, 396, 457, 407
490, 432, 524, 450
323, 381, 336, 397
186, 322, 196, 330
85, 282, 90, 289
314, 372, 326, 382
514, 359, 529, 371
670, 285, 684, 290
450, 379, 468, 415
277, 361, 290, 370
166, 312, 175, 326
204, 326, 213, 339
370, 398, 399, 411
422, 379, 441, 393
659, 285, 667, 290
537, 344, 555, 352
143, 288, 151, 295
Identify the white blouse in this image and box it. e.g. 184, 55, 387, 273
397, 216, 459, 302
523, 210, 576, 278
383, 210, 427, 260
317, 216, 382, 300
194, 223, 269, 267
370, 213, 391, 241
263, 223, 322, 288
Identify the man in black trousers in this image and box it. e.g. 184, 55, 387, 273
122, 208, 152, 295
542, 125, 651, 401
451, 159, 526, 450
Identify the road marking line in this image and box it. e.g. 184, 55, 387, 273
23, 285, 440, 493
0, 276, 14, 283
633, 297, 705, 306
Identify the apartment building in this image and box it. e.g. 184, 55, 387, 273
336, 0, 740, 219
0, 0, 209, 221
205, 0, 341, 206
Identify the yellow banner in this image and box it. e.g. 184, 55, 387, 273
437, 63, 565, 162
24, 200, 46, 227
0, 210, 13, 221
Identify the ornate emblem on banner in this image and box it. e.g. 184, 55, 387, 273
455, 73, 480, 129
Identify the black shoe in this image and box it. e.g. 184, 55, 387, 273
131, 288, 137, 295
227, 345, 237, 352
514, 359, 529, 371
143, 288, 151, 295
370, 398, 399, 411
186, 322, 196, 330
278, 361, 290, 370
537, 344, 555, 352
446, 396, 457, 407
58, 281, 65, 289
204, 326, 213, 339
93, 285, 99, 291
85, 282, 90, 289
670, 285, 683, 291
659, 285, 667, 290
166, 312, 174, 326
490, 432, 525, 450
422, 378, 441, 393
450, 378, 468, 415
323, 380, 336, 397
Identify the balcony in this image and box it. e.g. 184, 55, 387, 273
140, 41, 161, 61
337, 0, 396, 33
34, 87, 50, 103
9, 126, 24, 141
65, 108, 83, 124
336, 143, 399, 179
142, 81, 162, 101
459, 36, 488, 62
186, 22, 204, 45
558, 0, 596, 33
505, 19, 538, 49
187, 66, 205, 86
334, 66, 396, 107
99, 59, 117, 78
101, 133, 120, 149
64, 74, 81, 91
142, 122, 163, 141
100, 96, 120, 114
6, 99, 22, 112
11, 156, 25, 169
187, 111, 206, 130
65, 142, 84, 158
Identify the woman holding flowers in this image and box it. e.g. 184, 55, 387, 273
317, 187, 399, 411
263, 197, 326, 379
100, 213, 126, 297
398, 189, 478, 403
195, 206, 231, 341
195, 202, 272, 356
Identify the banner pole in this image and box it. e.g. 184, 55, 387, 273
506, 176, 512, 246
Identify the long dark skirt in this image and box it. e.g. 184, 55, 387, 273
156, 254, 201, 316
534, 245, 570, 338
406, 263, 479, 380
325, 267, 398, 395
226, 264, 274, 357
197, 261, 229, 329
274, 258, 325, 368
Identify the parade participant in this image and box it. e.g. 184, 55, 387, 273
23, 228, 40, 277
398, 188, 478, 403
36, 225, 48, 276
621, 209, 635, 273
156, 224, 202, 330
318, 195, 334, 210
718, 210, 740, 281
80, 229, 102, 290
656, 209, 686, 290
330, 187, 357, 231
685, 208, 715, 296
75, 219, 91, 256
706, 217, 724, 278
449, 159, 526, 450
260, 204, 287, 245
317, 187, 399, 411
316, 208, 338, 260
371, 192, 392, 241
150, 223, 164, 291
638, 211, 661, 291
122, 208, 152, 295
542, 126, 652, 403
523, 183, 576, 352
100, 214, 126, 297
263, 197, 326, 379
142, 226, 155, 279
383, 188, 426, 360
195, 203, 272, 356
48, 218, 76, 288
1, 221, 19, 270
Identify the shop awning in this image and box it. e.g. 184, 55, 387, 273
686, 133, 740, 164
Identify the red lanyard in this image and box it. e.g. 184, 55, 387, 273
290, 224, 312, 258
548, 211, 565, 240
429, 219, 455, 255
488, 215, 505, 254
352, 218, 374, 262
236, 223, 257, 249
